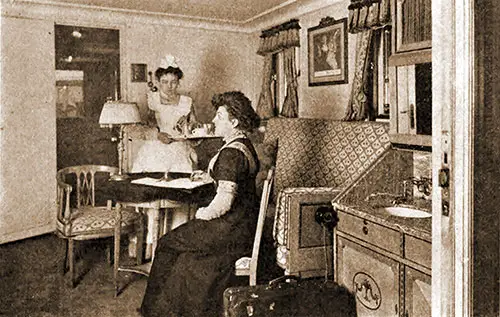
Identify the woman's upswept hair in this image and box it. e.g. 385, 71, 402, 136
155, 66, 184, 81
211, 91, 260, 132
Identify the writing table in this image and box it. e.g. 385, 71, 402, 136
110, 173, 214, 296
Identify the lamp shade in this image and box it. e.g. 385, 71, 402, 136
99, 101, 141, 126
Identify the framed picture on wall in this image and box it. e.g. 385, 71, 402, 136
131, 63, 147, 82
308, 17, 348, 86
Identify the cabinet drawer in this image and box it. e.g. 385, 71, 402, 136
337, 211, 401, 255
405, 235, 431, 269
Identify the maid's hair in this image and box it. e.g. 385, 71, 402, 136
155, 66, 183, 81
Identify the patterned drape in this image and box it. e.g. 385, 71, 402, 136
348, 0, 391, 33
257, 20, 301, 56
257, 19, 301, 119
256, 55, 275, 119
343, 30, 373, 121
281, 47, 299, 118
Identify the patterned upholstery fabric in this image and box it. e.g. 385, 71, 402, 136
56, 206, 139, 237
265, 118, 390, 196
264, 118, 390, 270
273, 187, 342, 270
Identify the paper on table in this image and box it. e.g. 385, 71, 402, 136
131, 177, 212, 189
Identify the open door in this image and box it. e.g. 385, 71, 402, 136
432, 1, 500, 316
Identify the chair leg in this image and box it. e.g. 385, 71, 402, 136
106, 244, 112, 266
68, 239, 76, 288
62, 239, 69, 274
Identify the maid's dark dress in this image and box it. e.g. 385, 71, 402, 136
140, 136, 260, 317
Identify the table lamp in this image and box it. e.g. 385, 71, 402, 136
99, 100, 141, 181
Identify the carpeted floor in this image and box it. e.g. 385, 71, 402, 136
0, 231, 281, 317
0, 234, 146, 317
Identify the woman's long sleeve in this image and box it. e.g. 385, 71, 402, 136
195, 181, 237, 220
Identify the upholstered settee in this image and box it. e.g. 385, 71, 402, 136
260, 118, 390, 277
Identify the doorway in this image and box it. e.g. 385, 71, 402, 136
54, 24, 120, 169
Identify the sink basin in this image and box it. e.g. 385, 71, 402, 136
381, 206, 431, 218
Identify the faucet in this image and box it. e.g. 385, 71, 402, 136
364, 192, 407, 206
409, 176, 432, 196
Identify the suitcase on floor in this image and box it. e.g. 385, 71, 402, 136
223, 275, 357, 317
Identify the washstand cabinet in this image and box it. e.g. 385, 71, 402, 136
334, 208, 431, 317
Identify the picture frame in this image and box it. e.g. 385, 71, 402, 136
308, 17, 348, 86
131, 63, 147, 82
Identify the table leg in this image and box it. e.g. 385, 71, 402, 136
114, 202, 122, 297
136, 210, 144, 266
148, 207, 160, 262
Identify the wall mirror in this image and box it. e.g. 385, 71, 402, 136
55, 24, 120, 169
55, 24, 120, 120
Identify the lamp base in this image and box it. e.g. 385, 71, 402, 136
110, 174, 130, 182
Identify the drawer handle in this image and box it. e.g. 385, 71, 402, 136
362, 226, 369, 235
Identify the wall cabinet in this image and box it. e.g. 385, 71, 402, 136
335, 210, 431, 317
390, 0, 432, 66
387, 0, 432, 148
388, 62, 432, 147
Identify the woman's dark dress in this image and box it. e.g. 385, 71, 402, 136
140, 137, 260, 317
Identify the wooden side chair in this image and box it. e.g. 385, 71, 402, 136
56, 165, 142, 287
234, 167, 275, 286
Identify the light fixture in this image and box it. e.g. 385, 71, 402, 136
99, 101, 141, 181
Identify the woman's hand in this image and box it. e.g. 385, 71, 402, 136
195, 207, 215, 221
158, 132, 173, 144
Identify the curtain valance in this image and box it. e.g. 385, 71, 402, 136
348, 0, 391, 33
257, 19, 301, 56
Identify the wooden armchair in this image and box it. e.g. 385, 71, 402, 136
234, 167, 274, 286
56, 165, 142, 287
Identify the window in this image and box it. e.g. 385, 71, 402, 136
270, 47, 300, 115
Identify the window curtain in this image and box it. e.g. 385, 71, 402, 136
348, 0, 390, 33
256, 19, 301, 119
256, 55, 275, 119
343, 0, 391, 121
343, 30, 374, 121
281, 47, 299, 118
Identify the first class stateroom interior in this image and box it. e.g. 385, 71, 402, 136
1, 0, 500, 316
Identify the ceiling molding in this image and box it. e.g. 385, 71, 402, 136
2, 0, 247, 33
245, 0, 345, 33
3, 0, 341, 33
242, 0, 297, 24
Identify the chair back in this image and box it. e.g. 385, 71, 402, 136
56, 165, 118, 224
249, 167, 274, 286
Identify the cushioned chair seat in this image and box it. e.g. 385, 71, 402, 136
65, 206, 139, 236
56, 165, 144, 288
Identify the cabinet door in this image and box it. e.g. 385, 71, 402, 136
404, 267, 431, 317
394, 0, 432, 54
388, 63, 432, 147
336, 236, 400, 316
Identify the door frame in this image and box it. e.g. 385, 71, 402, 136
432, 0, 474, 316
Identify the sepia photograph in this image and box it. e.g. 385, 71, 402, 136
1, 0, 498, 316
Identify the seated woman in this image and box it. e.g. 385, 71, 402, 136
140, 91, 261, 317
131, 55, 198, 173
